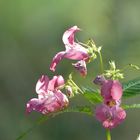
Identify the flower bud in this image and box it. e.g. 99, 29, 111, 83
72, 60, 87, 76
65, 86, 74, 98
93, 75, 106, 85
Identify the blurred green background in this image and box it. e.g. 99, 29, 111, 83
0, 0, 140, 140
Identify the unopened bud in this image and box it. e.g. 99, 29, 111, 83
93, 75, 106, 85
72, 60, 87, 77
65, 86, 74, 98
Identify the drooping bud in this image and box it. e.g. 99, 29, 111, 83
93, 75, 106, 85
72, 60, 87, 76
65, 86, 74, 98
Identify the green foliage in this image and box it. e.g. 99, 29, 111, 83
16, 115, 49, 140
16, 80, 140, 140
16, 106, 93, 140
63, 106, 93, 115
123, 104, 140, 109
104, 61, 124, 80
82, 87, 102, 104
123, 78, 140, 98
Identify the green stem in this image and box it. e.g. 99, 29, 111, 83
70, 79, 84, 94
106, 129, 111, 140
98, 51, 104, 73
16, 115, 49, 140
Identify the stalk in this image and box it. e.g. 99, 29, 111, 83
98, 51, 104, 73
106, 129, 111, 140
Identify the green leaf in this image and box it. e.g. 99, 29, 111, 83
16, 115, 48, 140
63, 106, 93, 115
16, 106, 92, 140
129, 64, 140, 70
123, 78, 140, 98
123, 104, 140, 109
82, 87, 102, 104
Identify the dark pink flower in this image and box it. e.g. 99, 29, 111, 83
101, 80, 123, 105
26, 75, 69, 115
95, 104, 126, 129
72, 60, 87, 76
50, 26, 89, 72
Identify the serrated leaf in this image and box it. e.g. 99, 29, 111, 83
63, 106, 93, 115
123, 78, 140, 98
16, 106, 92, 140
82, 87, 102, 104
123, 104, 140, 109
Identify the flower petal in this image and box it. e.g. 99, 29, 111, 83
95, 104, 108, 122
26, 91, 69, 115
111, 81, 123, 101
62, 26, 80, 46
101, 80, 123, 103
55, 75, 65, 88
36, 75, 49, 94
26, 98, 45, 114
101, 80, 113, 100
65, 45, 89, 60
95, 104, 126, 129
47, 76, 58, 91
48, 75, 65, 91
54, 90, 69, 107
42, 91, 68, 114
50, 51, 66, 72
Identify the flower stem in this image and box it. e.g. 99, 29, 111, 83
106, 129, 111, 140
98, 51, 104, 73
70, 79, 84, 94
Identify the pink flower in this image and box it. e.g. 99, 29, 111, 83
101, 80, 123, 105
50, 26, 89, 72
95, 104, 126, 129
62, 25, 80, 46
72, 60, 87, 76
26, 75, 69, 115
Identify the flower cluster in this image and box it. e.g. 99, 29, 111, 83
26, 26, 95, 115
26, 25, 139, 133
26, 26, 95, 114
50, 26, 96, 76
94, 76, 126, 129
26, 75, 69, 114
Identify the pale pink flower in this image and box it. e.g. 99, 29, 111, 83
26, 75, 69, 115
95, 104, 126, 129
101, 80, 123, 105
50, 26, 89, 72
